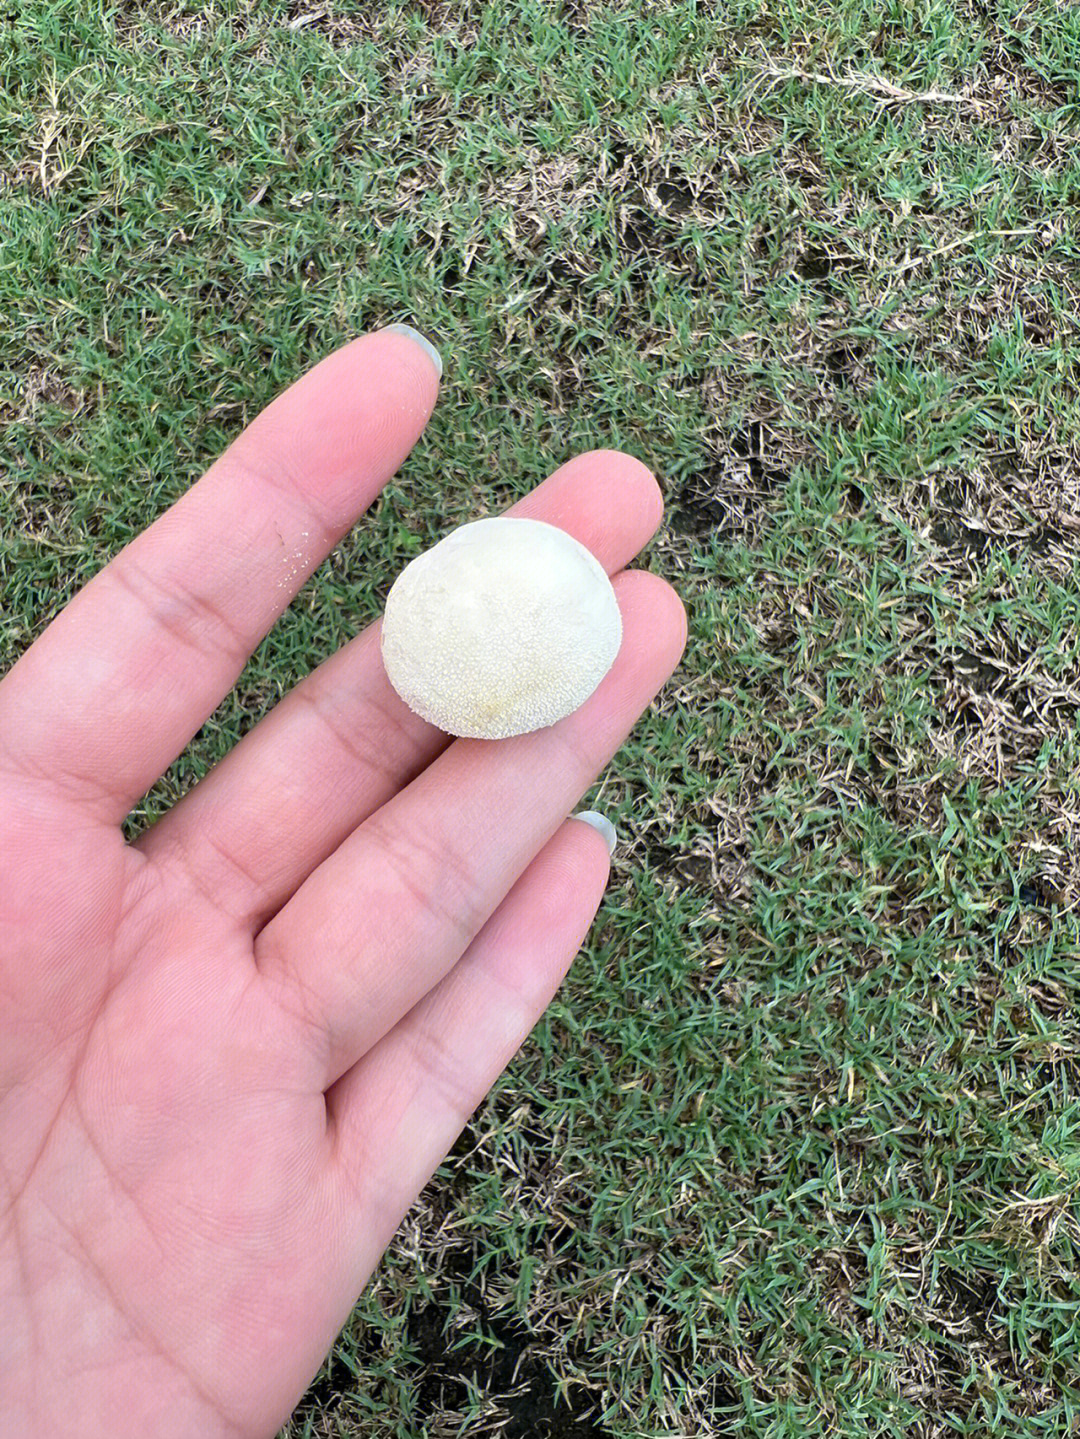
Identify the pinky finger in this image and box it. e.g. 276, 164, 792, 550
324, 815, 615, 1262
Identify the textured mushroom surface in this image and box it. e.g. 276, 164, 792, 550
380, 516, 622, 739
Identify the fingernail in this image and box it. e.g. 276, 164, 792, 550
384, 324, 443, 379
572, 810, 618, 855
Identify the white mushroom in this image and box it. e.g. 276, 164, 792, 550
380, 516, 622, 739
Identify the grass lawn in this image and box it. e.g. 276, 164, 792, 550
4, 1, 1080, 1435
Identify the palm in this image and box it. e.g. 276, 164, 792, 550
0, 331, 684, 1439
3, 841, 333, 1437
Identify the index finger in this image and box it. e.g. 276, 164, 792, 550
0, 327, 441, 822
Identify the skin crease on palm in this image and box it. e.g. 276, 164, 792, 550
0, 328, 687, 1439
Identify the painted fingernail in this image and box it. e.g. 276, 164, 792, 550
572, 810, 618, 855
384, 323, 443, 379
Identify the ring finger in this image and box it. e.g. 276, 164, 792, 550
255, 568, 686, 1089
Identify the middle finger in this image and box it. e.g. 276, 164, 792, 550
135, 451, 664, 927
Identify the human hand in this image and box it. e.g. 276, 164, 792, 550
0, 327, 686, 1438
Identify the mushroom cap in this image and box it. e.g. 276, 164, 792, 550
380, 516, 622, 739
